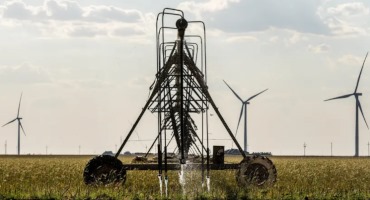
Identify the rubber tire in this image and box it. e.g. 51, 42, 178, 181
236, 155, 277, 187
83, 155, 126, 185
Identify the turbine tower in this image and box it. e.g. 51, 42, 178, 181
325, 52, 369, 157
224, 80, 268, 153
2, 93, 26, 155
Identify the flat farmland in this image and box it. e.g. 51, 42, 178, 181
1, 155, 370, 199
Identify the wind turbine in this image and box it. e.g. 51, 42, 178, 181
2, 93, 26, 155
223, 80, 268, 153
325, 52, 369, 157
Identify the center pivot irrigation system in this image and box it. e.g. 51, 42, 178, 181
83, 8, 277, 193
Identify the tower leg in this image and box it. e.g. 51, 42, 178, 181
244, 105, 247, 153
18, 123, 20, 155
355, 100, 359, 157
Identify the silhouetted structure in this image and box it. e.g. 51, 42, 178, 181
2, 93, 26, 155
325, 52, 369, 157
83, 8, 277, 193
223, 80, 268, 153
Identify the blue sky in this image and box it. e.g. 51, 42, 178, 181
0, 0, 370, 156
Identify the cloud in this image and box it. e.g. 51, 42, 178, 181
84, 6, 142, 23
327, 2, 369, 17
1, 0, 143, 22
2, 0, 36, 20
324, 18, 366, 36
338, 54, 364, 66
308, 43, 330, 53
289, 32, 308, 44
178, 0, 239, 16
179, 0, 370, 37
0, 63, 51, 84
43, 0, 83, 20
0, 0, 146, 38
1, 0, 83, 21
269, 36, 279, 43
190, 0, 330, 34
318, 2, 370, 36
226, 35, 258, 43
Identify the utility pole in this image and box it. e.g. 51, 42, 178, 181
303, 142, 307, 156
4, 140, 7, 155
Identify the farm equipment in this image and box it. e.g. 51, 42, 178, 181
83, 8, 276, 192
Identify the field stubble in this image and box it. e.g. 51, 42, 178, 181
1, 155, 370, 199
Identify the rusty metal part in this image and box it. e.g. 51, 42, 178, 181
83, 155, 126, 185
236, 155, 277, 187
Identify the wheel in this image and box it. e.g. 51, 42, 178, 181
236, 155, 277, 187
83, 155, 126, 185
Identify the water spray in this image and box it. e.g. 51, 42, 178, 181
165, 175, 169, 197
206, 176, 211, 192
179, 164, 186, 194
158, 174, 163, 196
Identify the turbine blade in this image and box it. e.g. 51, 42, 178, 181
235, 104, 244, 137
354, 52, 368, 93
17, 92, 23, 118
246, 88, 268, 102
357, 99, 369, 129
2, 118, 17, 127
324, 93, 353, 101
223, 80, 243, 102
19, 121, 26, 136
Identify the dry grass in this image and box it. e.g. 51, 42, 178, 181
0, 155, 370, 199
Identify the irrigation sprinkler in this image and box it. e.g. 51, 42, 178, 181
83, 8, 277, 192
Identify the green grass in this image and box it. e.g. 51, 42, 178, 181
1, 155, 370, 199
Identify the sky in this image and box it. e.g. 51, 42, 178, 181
0, 0, 370, 156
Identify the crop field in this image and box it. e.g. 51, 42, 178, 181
1, 155, 370, 199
